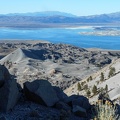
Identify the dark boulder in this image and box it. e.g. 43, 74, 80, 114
64, 95, 90, 111
53, 86, 68, 101
72, 105, 87, 117
0, 65, 10, 87
24, 80, 59, 107
0, 65, 19, 112
0, 116, 7, 120
55, 101, 71, 111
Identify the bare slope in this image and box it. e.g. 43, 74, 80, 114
64, 58, 120, 102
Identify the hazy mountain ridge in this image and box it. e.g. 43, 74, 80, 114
0, 11, 120, 27
2, 11, 77, 17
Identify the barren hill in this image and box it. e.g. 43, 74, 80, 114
0, 40, 120, 90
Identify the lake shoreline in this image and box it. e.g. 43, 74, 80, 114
0, 39, 120, 51
0, 23, 120, 29
0, 27, 120, 50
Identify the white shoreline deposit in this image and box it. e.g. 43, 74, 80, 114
79, 30, 120, 36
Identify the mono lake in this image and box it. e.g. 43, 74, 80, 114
0, 27, 120, 50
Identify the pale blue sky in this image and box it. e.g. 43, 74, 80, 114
0, 0, 120, 16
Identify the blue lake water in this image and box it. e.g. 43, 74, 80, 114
0, 27, 120, 50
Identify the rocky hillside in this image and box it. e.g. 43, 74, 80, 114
0, 53, 120, 120
1, 41, 120, 119
64, 57, 120, 103
0, 41, 120, 90
0, 64, 94, 120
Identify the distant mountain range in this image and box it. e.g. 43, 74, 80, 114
2, 11, 77, 17
0, 11, 120, 28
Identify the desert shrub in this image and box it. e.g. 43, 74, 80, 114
108, 67, 116, 78
98, 87, 104, 93
105, 84, 108, 92
81, 82, 84, 86
89, 76, 92, 81
92, 101, 119, 120
81, 81, 86, 86
77, 82, 82, 91
84, 84, 88, 90
87, 78, 90, 82
84, 81, 86, 84
92, 85, 97, 95
100, 72, 104, 82
86, 89, 91, 98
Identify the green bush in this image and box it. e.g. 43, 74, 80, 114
105, 84, 108, 92
77, 82, 82, 91
108, 67, 116, 78
87, 78, 90, 82
86, 89, 91, 98
84, 84, 88, 90
89, 76, 92, 81
81, 82, 84, 86
100, 72, 104, 82
92, 85, 97, 95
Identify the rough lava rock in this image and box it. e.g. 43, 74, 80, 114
0, 65, 19, 112
24, 80, 59, 107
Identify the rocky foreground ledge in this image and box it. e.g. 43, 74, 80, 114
1, 62, 120, 120
0, 64, 93, 120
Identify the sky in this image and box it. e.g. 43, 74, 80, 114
0, 0, 120, 16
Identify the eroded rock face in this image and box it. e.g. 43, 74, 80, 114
24, 80, 59, 107
0, 65, 19, 112
88, 56, 112, 66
